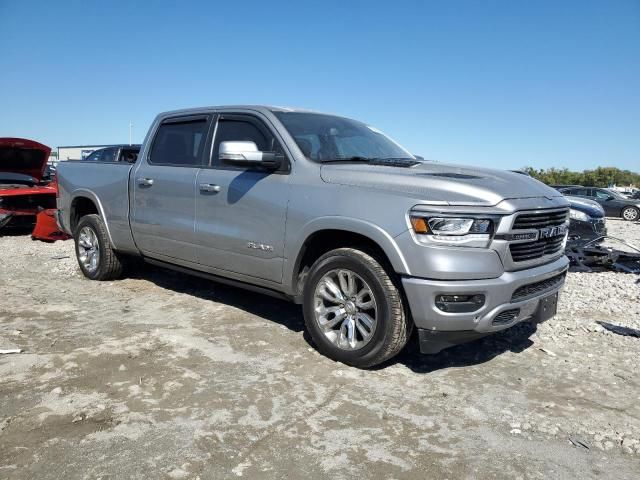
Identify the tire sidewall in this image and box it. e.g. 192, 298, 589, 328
74, 215, 106, 280
303, 251, 398, 366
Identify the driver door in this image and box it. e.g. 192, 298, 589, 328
193, 114, 291, 283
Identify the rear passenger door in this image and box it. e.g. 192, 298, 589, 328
130, 114, 212, 264
193, 113, 291, 283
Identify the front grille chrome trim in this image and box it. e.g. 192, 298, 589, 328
506, 208, 569, 264
490, 207, 570, 271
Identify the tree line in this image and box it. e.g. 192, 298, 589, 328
522, 166, 640, 187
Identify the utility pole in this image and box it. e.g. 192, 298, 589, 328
129, 121, 133, 146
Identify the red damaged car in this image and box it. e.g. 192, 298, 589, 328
0, 137, 68, 240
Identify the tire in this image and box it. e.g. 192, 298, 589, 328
621, 206, 639, 222
303, 248, 412, 368
74, 214, 124, 280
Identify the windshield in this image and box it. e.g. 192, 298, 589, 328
274, 112, 413, 162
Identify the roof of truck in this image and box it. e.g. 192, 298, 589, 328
157, 105, 333, 117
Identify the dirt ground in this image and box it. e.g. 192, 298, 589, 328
1, 219, 639, 479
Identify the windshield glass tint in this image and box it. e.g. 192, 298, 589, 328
274, 112, 412, 162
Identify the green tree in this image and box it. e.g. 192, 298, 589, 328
523, 166, 640, 187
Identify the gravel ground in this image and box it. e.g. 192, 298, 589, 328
1, 219, 639, 479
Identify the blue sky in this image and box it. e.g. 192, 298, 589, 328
1, 0, 638, 171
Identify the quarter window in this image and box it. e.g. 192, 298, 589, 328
149, 118, 209, 166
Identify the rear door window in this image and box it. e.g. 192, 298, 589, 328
149, 116, 210, 166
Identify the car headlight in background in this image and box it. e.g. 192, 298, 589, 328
569, 209, 590, 222
410, 215, 494, 247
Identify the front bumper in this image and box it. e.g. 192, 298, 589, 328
402, 255, 569, 351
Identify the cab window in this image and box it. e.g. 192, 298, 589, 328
149, 117, 210, 166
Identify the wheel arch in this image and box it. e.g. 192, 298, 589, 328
286, 217, 411, 300
69, 190, 114, 245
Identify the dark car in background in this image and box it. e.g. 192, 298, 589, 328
84, 145, 141, 163
565, 195, 606, 244
556, 186, 640, 221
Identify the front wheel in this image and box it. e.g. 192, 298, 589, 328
303, 248, 411, 368
74, 214, 124, 280
621, 206, 639, 222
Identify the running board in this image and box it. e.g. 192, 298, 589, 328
143, 257, 293, 302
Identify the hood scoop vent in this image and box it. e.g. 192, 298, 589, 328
367, 158, 422, 168
419, 172, 483, 180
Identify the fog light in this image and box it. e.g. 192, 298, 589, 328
435, 294, 485, 313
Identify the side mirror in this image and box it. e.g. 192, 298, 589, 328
606, 195, 615, 201
219, 141, 282, 169
413, 155, 425, 160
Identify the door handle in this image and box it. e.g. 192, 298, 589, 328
199, 183, 221, 193
137, 177, 154, 187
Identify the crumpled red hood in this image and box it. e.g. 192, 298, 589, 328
0, 137, 51, 182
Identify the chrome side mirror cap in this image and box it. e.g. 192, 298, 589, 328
219, 141, 282, 169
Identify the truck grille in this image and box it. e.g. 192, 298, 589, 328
509, 236, 565, 262
511, 271, 566, 302
512, 209, 569, 230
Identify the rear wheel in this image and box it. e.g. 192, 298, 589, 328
303, 248, 411, 368
621, 206, 639, 221
74, 214, 124, 280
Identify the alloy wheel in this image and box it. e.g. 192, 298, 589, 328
622, 207, 639, 221
313, 268, 378, 350
78, 226, 100, 273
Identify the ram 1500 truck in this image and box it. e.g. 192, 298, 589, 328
56, 106, 570, 368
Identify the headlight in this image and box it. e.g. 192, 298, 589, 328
410, 215, 494, 247
569, 209, 590, 222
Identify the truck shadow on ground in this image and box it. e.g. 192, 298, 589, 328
133, 264, 537, 373
387, 322, 537, 373
132, 264, 306, 333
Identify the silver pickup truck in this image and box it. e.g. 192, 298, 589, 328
57, 105, 570, 367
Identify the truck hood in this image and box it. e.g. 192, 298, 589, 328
0, 138, 51, 183
320, 161, 565, 206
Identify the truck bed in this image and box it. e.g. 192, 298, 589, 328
56, 161, 137, 252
